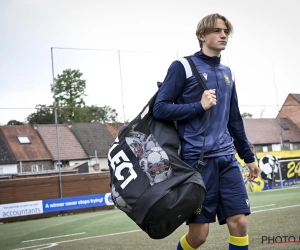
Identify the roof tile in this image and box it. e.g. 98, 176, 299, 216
70, 123, 116, 158
36, 124, 88, 161
0, 125, 52, 161
243, 118, 300, 144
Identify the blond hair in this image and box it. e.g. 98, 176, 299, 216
196, 13, 234, 48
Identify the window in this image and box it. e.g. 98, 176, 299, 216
280, 123, 290, 130
32, 165, 43, 172
17, 136, 31, 144
262, 146, 268, 152
283, 141, 290, 150
55, 162, 62, 169
272, 144, 281, 151
282, 142, 294, 150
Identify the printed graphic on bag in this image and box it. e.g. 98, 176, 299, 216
125, 132, 172, 186
111, 185, 132, 212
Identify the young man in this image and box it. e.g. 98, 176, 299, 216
153, 13, 259, 250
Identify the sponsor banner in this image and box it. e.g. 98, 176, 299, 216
43, 193, 114, 213
0, 201, 43, 218
0, 193, 114, 219
236, 151, 300, 191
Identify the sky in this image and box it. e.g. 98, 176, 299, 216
1, 0, 300, 125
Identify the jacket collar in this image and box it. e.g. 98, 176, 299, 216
194, 50, 221, 66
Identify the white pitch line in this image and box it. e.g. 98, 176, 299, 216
35, 243, 58, 250
22, 232, 86, 243
252, 204, 300, 213
13, 205, 300, 250
13, 230, 141, 250
13, 244, 58, 250
251, 204, 275, 209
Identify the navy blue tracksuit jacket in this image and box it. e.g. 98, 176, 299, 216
152, 50, 254, 164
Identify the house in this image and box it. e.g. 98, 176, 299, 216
0, 122, 123, 174
243, 118, 300, 153
35, 124, 89, 169
277, 93, 300, 127
0, 125, 53, 173
0, 130, 17, 174
69, 123, 123, 171
241, 93, 300, 154
105, 122, 124, 139
241, 94, 300, 190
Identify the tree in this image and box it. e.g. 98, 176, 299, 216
26, 104, 57, 124
7, 120, 25, 125
87, 105, 118, 123
51, 69, 87, 123
241, 112, 253, 118
50, 69, 119, 123
23, 68, 119, 124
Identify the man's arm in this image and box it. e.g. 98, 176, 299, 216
227, 82, 259, 178
153, 60, 205, 121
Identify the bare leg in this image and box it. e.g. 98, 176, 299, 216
226, 214, 247, 236
226, 214, 249, 249
185, 223, 209, 249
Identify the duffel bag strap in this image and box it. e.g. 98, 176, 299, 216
184, 56, 210, 172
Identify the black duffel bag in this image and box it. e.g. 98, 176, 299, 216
108, 78, 207, 239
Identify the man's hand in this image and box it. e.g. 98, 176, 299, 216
246, 162, 259, 180
201, 89, 216, 110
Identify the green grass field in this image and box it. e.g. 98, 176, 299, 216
0, 187, 299, 250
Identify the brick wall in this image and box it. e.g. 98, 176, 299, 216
0, 172, 114, 222
17, 160, 54, 172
